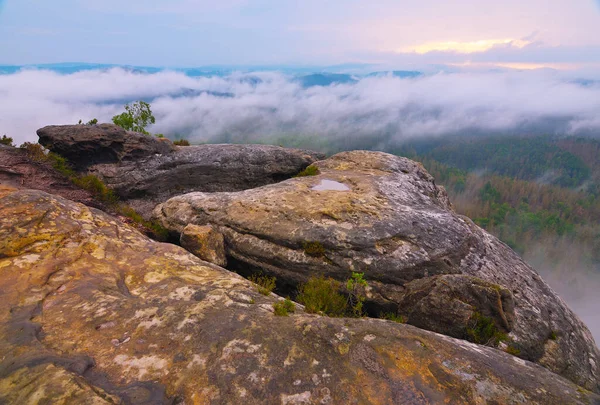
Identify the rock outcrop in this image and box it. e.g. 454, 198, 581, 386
88, 144, 325, 218
154, 150, 600, 391
1, 186, 598, 404
36, 125, 325, 218
37, 124, 176, 168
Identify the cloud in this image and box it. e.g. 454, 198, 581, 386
1, 68, 600, 148
401, 38, 532, 55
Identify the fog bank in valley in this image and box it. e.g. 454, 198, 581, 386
1, 68, 600, 147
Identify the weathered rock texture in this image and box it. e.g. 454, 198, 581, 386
0, 144, 108, 210
87, 144, 325, 217
37, 124, 175, 168
1, 186, 598, 404
180, 223, 227, 267
154, 150, 600, 391
396, 274, 516, 342
37, 125, 325, 218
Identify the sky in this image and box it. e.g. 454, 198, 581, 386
0, 0, 600, 69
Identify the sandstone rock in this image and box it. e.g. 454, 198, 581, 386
0, 144, 109, 210
36, 124, 325, 219
396, 274, 515, 343
37, 124, 175, 168
181, 223, 227, 267
1, 187, 598, 404
154, 150, 600, 391
87, 143, 325, 218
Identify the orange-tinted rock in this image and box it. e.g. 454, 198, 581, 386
0, 187, 598, 404
180, 223, 227, 267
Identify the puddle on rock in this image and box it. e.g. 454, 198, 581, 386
311, 179, 351, 191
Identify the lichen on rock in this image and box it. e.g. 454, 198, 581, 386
1, 186, 598, 404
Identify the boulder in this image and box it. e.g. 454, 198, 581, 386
0, 186, 598, 404
154, 150, 600, 391
180, 223, 227, 267
395, 274, 516, 343
37, 124, 175, 168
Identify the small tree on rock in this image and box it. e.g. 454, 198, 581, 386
112, 101, 155, 135
0, 135, 14, 146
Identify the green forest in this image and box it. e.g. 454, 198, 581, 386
393, 135, 600, 292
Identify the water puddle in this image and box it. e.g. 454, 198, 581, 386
311, 179, 351, 191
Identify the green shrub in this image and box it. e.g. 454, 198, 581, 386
0, 135, 14, 146
112, 101, 155, 135
380, 312, 406, 323
49, 154, 76, 178
249, 273, 277, 296
549, 330, 558, 340
72, 175, 119, 205
346, 272, 368, 317
302, 241, 326, 257
295, 165, 320, 177
505, 345, 521, 356
273, 298, 295, 316
173, 139, 191, 146
465, 312, 508, 346
20, 142, 47, 161
297, 276, 347, 317
117, 205, 169, 241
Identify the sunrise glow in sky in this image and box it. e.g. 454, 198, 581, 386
0, 0, 599, 69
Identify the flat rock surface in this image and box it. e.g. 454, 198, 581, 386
155, 150, 600, 391
1, 186, 598, 404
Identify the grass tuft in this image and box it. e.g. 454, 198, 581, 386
295, 165, 320, 177
273, 298, 296, 316
249, 273, 277, 296
302, 241, 326, 257
465, 312, 508, 346
380, 312, 406, 323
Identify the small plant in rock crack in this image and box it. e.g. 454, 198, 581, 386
465, 312, 508, 346
295, 165, 320, 177
380, 312, 406, 323
249, 273, 277, 296
297, 276, 347, 317
273, 298, 296, 316
346, 272, 368, 317
302, 241, 326, 257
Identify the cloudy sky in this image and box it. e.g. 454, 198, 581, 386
1, 0, 600, 69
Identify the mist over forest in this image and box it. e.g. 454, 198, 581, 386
1, 67, 600, 147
